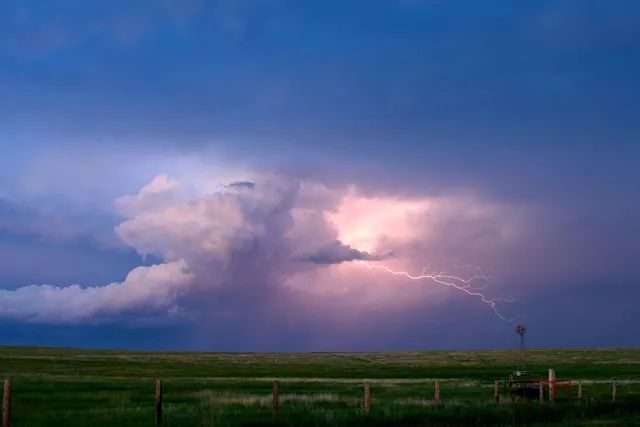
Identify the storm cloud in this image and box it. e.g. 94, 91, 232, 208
0, 172, 527, 326
0, 174, 386, 322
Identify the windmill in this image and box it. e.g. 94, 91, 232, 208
507, 323, 542, 397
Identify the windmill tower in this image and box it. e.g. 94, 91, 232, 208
516, 324, 526, 372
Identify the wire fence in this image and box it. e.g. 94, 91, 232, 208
3, 376, 640, 426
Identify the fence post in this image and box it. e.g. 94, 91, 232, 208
2, 380, 10, 427
272, 380, 280, 416
577, 381, 583, 400
548, 369, 556, 402
363, 382, 371, 416
612, 381, 616, 403
155, 379, 163, 425
539, 381, 544, 405
434, 381, 441, 404
494, 380, 500, 404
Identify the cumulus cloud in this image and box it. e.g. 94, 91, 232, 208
0, 261, 193, 323
0, 173, 371, 322
115, 174, 298, 273
115, 173, 184, 217
0, 172, 525, 327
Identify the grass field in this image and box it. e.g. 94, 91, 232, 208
1, 346, 639, 426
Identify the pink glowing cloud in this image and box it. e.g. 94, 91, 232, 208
326, 192, 430, 253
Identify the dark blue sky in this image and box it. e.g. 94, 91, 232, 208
0, 0, 639, 351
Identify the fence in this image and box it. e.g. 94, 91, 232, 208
0, 376, 636, 426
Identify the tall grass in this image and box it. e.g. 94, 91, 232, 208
1, 346, 639, 426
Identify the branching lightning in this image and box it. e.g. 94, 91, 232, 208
355, 260, 520, 322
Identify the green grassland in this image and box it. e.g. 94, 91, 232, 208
1, 346, 639, 426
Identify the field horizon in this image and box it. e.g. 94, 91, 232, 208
6, 344, 640, 354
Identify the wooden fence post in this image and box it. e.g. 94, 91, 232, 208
2, 380, 11, 427
272, 380, 280, 416
548, 369, 556, 402
363, 382, 371, 416
155, 379, 163, 425
508, 375, 515, 404
434, 381, 441, 404
577, 381, 583, 400
494, 380, 500, 404
612, 381, 617, 403
539, 381, 544, 405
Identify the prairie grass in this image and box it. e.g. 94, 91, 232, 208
1, 346, 639, 426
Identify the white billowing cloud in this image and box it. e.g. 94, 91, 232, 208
0, 174, 370, 323
115, 174, 299, 274
115, 174, 375, 275
115, 173, 184, 217
0, 260, 193, 323
0, 172, 526, 324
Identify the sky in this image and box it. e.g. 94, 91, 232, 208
0, 0, 639, 351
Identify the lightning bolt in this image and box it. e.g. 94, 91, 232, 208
354, 260, 521, 322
